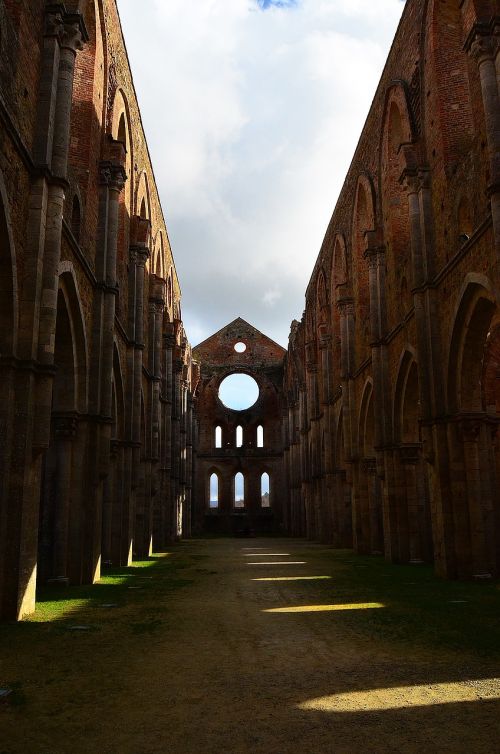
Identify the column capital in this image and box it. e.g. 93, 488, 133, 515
99, 161, 127, 192
44, 5, 65, 39
337, 296, 355, 316
61, 15, 87, 52
130, 245, 150, 267
361, 457, 377, 476
459, 418, 482, 443
149, 299, 164, 315
399, 443, 421, 465
467, 29, 499, 65
44, 6, 89, 48
53, 414, 78, 439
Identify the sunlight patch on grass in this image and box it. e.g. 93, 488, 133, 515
253, 576, 332, 582
244, 553, 291, 557
25, 553, 175, 624
298, 678, 500, 712
264, 602, 385, 613
247, 561, 307, 566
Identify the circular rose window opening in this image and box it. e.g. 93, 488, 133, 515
218, 373, 259, 411
234, 342, 247, 353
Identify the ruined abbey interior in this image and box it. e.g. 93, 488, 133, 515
0, 0, 499, 625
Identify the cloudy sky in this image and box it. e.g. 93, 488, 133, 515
118, 0, 405, 348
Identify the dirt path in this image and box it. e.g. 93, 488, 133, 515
2, 539, 500, 753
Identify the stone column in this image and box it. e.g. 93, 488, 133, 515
401, 159, 455, 576
102, 440, 119, 564
158, 325, 175, 546
459, 418, 494, 577
82, 152, 126, 583
50, 415, 78, 583
1, 9, 88, 621
337, 296, 355, 462
364, 457, 383, 555
35, 15, 86, 447
399, 445, 424, 563
171, 348, 183, 540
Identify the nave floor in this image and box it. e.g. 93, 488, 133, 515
1, 538, 500, 753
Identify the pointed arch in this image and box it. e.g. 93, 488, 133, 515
153, 231, 165, 279
331, 234, 348, 296
208, 470, 220, 510
112, 342, 125, 440
393, 348, 420, 444
358, 378, 375, 458
380, 85, 414, 326
234, 472, 245, 509
110, 87, 134, 213
57, 266, 89, 414
447, 276, 498, 413
352, 174, 376, 366
136, 171, 152, 221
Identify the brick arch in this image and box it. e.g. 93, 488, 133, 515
112, 342, 125, 440
358, 378, 375, 457
380, 83, 415, 161
316, 270, 329, 330
136, 170, 152, 221
351, 174, 376, 367
110, 88, 134, 214
483, 325, 500, 414
393, 348, 420, 444
153, 230, 165, 279
334, 405, 346, 468
331, 234, 348, 295
447, 276, 498, 413
381, 86, 414, 325
56, 267, 89, 414
0, 166, 18, 354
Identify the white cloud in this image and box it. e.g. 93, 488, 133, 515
118, 0, 405, 346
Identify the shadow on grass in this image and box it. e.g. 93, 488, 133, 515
281, 546, 500, 659
0, 545, 196, 642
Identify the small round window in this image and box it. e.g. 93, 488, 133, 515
234, 342, 247, 353
219, 374, 259, 411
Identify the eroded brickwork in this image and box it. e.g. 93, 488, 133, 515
283, 0, 500, 579
0, 0, 196, 620
1, 0, 499, 622
193, 319, 286, 536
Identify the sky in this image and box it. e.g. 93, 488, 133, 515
118, 0, 406, 348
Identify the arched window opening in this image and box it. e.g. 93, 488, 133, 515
140, 197, 147, 220
388, 101, 403, 154
215, 426, 222, 449
71, 195, 81, 242
236, 425, 243, 448
257, 425, 264, 448
261, 473, 270, 508
234, 473, 245, 509
209, 473, 219, 510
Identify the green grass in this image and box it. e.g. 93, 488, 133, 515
0, 547, 195, 638
298, 546, 500, 658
